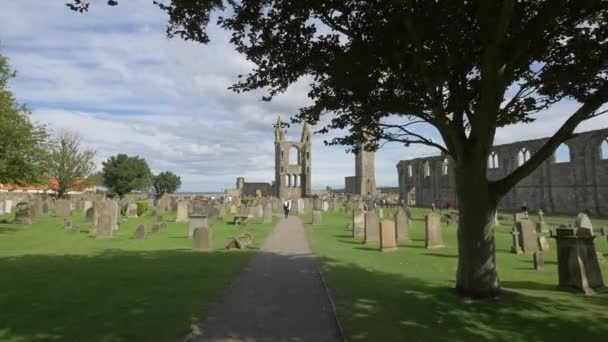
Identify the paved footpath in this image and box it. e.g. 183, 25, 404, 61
196, 216, 343, 342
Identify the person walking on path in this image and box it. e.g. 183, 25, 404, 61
283, 199, 292, 218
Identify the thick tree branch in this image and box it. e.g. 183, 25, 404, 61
378, 123, 448, 154
491, 85, 608, 196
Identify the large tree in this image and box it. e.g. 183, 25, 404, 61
0, 46, 50, 185
101, 154, 152, 198
69, 1, 608, 298
47, 131, 96, 198
152, 171, 182, 199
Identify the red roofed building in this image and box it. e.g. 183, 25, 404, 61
0, 176, 96, 194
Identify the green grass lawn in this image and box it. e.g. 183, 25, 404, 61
305, 208, 608, 342
0, 210, 275, 342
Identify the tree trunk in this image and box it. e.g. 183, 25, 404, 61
454, 163, 501, 298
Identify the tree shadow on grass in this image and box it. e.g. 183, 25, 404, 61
317, 256, 608, 342
0, 249, 257, 342
422, 253, 458, 259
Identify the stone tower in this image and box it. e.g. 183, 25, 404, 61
275, 117, 312, 199
355, 147, 377, 197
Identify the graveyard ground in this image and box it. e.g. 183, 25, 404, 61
0, 211, 275, 342
305, 208, 608, 342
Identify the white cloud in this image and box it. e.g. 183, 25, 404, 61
1, 0, 607, 191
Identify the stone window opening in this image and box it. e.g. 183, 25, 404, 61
423, 161, 430, 178
407, 165, 413, 177
442, 159, 449, 176
517, 148, 531, 166
554, 143, 571, 163
289, 146, 299, 165
488, 152, 499, 169
601, 138, 608, 160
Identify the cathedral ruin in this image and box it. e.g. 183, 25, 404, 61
274, 117, 313, 199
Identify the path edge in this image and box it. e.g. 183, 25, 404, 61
302, 216, 348, 342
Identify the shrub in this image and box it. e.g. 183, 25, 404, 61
136, 201, 149, 216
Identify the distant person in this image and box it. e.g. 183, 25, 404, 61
431, 201, 437, 212
283, 199, 292, 219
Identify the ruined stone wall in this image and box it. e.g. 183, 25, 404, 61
396, 128, 608, 214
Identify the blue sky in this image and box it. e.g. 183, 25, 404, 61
1, 0, 607, 192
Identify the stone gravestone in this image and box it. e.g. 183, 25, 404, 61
536, 209, 549, 234
534, 251, 544, 271
86, 206, 95, 222
30, 199, 43, 220
364, 211, 380, 244
230, 204, 238, 215
108, 200, 119, 230
312, 210, 322, 225
377, 208, 384, 219
151, 224, 160, 234
71, 225, 80, 233
63, 218, 72, 230
134, 224, 145, 239
552, 226, 604, 294
352, 209, 364, 238
425, 213, 444, 249
322, 201, 329, 212
263, 205, 273, 224
510, 227, 523, 254
513, 212, 528, 224
176, 201, 189, 222
297, 199, 305, 215
55, 199, 72, 217
256, 204, 264, 219
538, 235, 550, 251
192, 227, 212, 251
188, 214, 208, 238
82, 200, 93, 216
379, 220, 398, 252
126, 203, 138, 218
575, 213, 594, 235
96, 214, 113, 239
395, 208, 411, 243
13, 202, 32, 225
517, 219, 540, 253
160, 222, 167, 230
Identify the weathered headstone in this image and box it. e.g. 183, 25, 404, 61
575, 213, 594, 235
364, 211, 380, 244
352, 209, 364, 238
192, 227, 212, 251
379, 220, 397, 252
160, 222, 167, 230
297, 199, 305, 215
536, 209, 549, 234
538, 235, 550, 251
134, 224, 145, 239
517, 219, 540, 253
13, 202, 31, 225
511, 227, 523, 254
425, 213, 444, 249
63, 218, 72, 230
263, 205, 273, 224
96, 214, 113, 238
82, 200, 93, 216
55, 199, 72, 217
71, 225, 80, 233
552, 226, 604, 294
176, 201, 189, 222
394, 208, 411, 243
256, 204, 264, 218
312, 210, 322, 225
188, 214, 208, 238
322, 201, 329, 212
534, 251, 544, 271
513, 212, 528, 224
126, 203, 138, 218
151, 224, 160, 233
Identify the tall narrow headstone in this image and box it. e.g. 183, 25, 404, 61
263, 205, 273, 224
394, 208, 411, 243
192, 227, 212, 251
425, 213, 444, 249
352, 209, 364, 238
96, 214, 113, 238
364, 211, 380, 244
297, 199, 305, 215
379, 220, 397, 252
312, 210, 322, 225
517, 219, 540, 253
176, 201, 189, 222
510, 227, 523, 254
534, 251, 544, 271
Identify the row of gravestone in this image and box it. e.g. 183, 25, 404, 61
512, 211, 606, 295
352, 208, 444, 250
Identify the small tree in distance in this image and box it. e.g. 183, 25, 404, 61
47, 131, 96, 198
152, 171, 182, 199
101, 154, 152, 198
